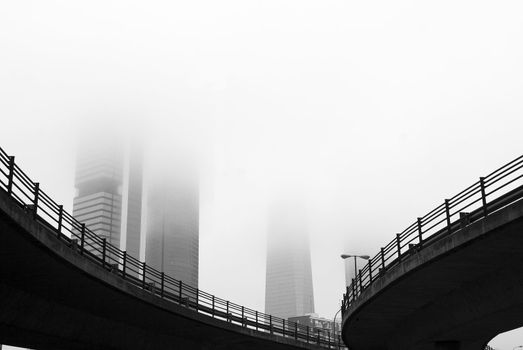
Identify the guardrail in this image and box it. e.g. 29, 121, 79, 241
341, 154, 523, 315
0, 146, 344, 349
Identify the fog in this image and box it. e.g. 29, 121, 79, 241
1, 1, 523, 348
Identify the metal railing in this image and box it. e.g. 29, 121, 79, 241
0, 146, 344, 349
341, 155, 523, 315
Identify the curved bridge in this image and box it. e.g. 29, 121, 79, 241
341, 155, 523, 350
0, 146, 342, 350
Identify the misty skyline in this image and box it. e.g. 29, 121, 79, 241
1, 1, 523, 348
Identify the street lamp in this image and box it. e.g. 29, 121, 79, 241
341, 254, 370, 288
332, 307, 342, 344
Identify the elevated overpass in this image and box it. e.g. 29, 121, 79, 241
0, 146, 342, 350
341, 155, 523, 350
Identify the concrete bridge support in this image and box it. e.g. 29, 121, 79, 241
342, 197, 523, 350
0, 188, 323, 350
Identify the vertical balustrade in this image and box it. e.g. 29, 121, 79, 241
179, 280, 183, 304
396, 234, 401, 262
160, 272, 165, 298
380, 248, 385, 271
122, 251, 127, 278
142, 262, 146, 288
80, 223, 85, 254
102, 238, 107, 268
7, 156, 14, 195
445, 199, 451, 234
480, 177, 488, 217
417, 217, 423, 245
368, 259, 373, 283
196, 289, 199, 311
57, 205, 63, 237
33, 182, 39, 219
306, 326, 309, 343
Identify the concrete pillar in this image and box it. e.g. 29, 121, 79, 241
435, 341, 460, 350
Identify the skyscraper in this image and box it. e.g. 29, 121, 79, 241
265, 202, 315, 320
73, 140, 124, 253
73, 136, 143, 261
145, 161, 199, 288
120, 143, 144, 260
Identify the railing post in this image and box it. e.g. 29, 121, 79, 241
102, 238, 107, 268
306, 326, 309, 343
295, 322, 298, 340
351, 278, 355, 300
328, 330, 331, 348
160, 272, 165, 298
80, 223, 85, 254
269, 315, 273, 333
179, 280, 183, 304
57, 205, 63, 236
212, 295, 215, 317
255, 310, 258, 330
368, 259, 373, 283
195, 289, 199, 311
142, 262, 146, 288
122, 251, 127, 278
241, 306, 244, 326
317, 329, 320, 344
226, 301, 229, 321
480, 177, 488, 217
283, 319, 285, 336
445, 199, 451, 234
33, 182, 39, 219
396, 233, 402, 262
6, 156, 15, 195
381, 247, 385, 271
358, 269, 363, 292
417, 217, 423, 245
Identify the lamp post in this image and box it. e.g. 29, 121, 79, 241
341, 254, 370, 289
333, 308, 342, 332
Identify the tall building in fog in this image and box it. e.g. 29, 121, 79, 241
265, 202, 315, 319
145, 162, 199, 288
73, 137, 143, 260
121, 144, 144, 260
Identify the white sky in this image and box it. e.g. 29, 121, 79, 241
1, 1, 523, 348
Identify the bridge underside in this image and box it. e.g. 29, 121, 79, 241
0, 189, 315, 350
342, 199, 523, 350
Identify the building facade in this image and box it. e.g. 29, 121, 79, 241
73, 138, 143, 261
265, 203, 315, 320
288, 314, 341, 333
145, 166, 199, 289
